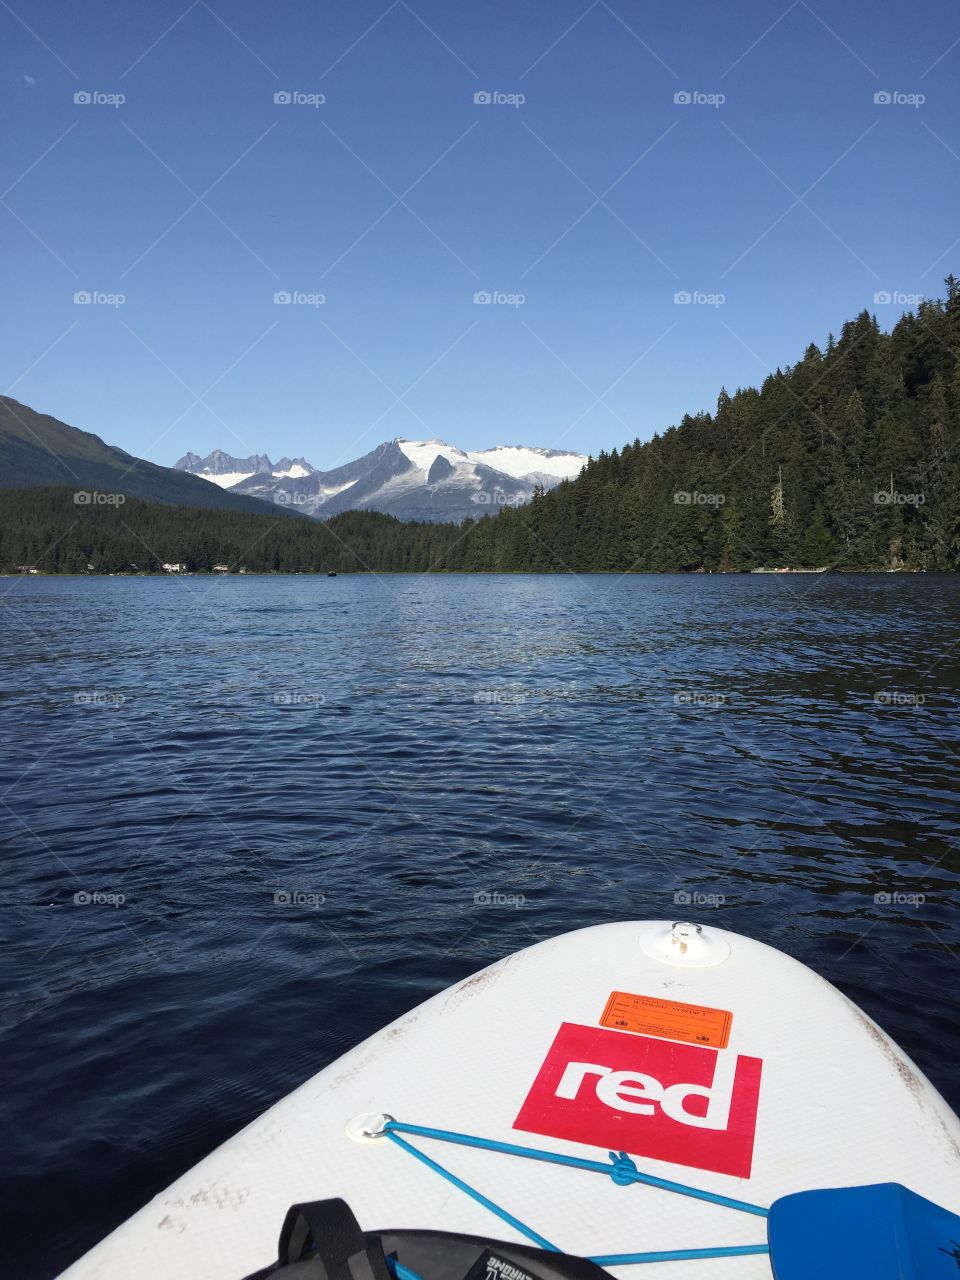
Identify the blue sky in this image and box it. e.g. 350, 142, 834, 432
2, 0, 959, 471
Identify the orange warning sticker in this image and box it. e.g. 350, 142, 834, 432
600, 991, 733, 1049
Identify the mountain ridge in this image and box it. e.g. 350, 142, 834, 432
0, 398, 289, 517
174, 438, 587, 523
5, 280, 960, 573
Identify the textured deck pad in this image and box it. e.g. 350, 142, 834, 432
60, 922, 960, 1280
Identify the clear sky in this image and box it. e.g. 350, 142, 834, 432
3, 0, 959, 471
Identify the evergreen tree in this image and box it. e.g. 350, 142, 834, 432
5, 279, 960, 576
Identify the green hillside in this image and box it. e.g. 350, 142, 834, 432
449, 276, 960, 573
0, 397, 285, 517
4, 278, 960, 574
0, 488, 452, 575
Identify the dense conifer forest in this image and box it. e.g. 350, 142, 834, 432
4, 280, 959, 575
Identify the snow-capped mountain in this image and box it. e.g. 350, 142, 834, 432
173, 449, 315, 489
174, 440, 587, 523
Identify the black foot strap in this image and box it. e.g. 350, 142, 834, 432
260, 1198, 392, 1280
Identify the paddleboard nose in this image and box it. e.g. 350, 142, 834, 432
639, 920, 732, 967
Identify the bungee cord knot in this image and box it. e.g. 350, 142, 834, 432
607, 1152, 638, 1186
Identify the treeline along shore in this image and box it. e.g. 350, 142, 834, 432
4, 280, 960, 576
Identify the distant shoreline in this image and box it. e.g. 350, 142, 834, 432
0, 568, 937, 578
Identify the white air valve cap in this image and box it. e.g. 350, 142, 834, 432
640, 920, 732, 968
345, 1112, 394, 1143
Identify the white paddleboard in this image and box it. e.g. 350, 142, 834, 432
60, 921, 960, 1279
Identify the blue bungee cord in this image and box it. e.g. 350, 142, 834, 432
381, 1119, 769, 1266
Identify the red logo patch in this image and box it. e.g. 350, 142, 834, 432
513, 1022, 762, 1178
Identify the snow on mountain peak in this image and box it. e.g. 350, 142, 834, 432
395, 439, 468, 476
467, 444, 585, 480
174, 438, 589, 521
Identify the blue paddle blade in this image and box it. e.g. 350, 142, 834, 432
768, 1183, 960, 1279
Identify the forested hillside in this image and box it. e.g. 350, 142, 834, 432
448, 276, 960, 573
0, 396, 286, 517
4, 280, 959, 574
0, 490, 452, 575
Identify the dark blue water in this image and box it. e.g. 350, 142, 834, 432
2, 573, 959, 1277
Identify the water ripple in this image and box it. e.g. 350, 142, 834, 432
1, 573, 959, 1277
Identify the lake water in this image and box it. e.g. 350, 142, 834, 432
3, 573, 959, 1277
